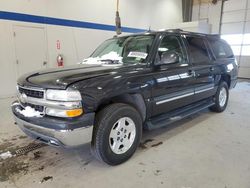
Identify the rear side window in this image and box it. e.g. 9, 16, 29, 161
208, 39, 234, 59
185, 36, 211, 64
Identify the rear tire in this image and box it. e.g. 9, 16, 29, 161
210, 81, 229, 112
91, 103, 142, 165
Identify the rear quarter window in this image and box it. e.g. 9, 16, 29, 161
208, 39, 234, 59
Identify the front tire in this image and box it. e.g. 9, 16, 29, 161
210, 81, 229, 112
91, 103, 142, 165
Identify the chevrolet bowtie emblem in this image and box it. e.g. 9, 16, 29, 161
19, 93, 28, 103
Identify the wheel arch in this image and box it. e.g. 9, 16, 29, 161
96, 93, 147, 122
221, 74, 231, 88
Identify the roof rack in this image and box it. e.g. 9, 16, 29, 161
167, 29, 183, 32
157, 28, 183, 32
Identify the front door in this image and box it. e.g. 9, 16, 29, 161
13, 25, 48, 77
151, 34, 196, 116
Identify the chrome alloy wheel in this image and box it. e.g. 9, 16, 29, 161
109, 117, 136, 154
219, 87, 227, 107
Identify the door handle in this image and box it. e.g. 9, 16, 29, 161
188, 70, 196, 77
210, 67, 214, 72
43, 61, 47, 66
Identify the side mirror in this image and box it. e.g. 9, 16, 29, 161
160, 51, 179, 65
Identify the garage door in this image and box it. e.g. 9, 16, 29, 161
221, 0, 250, 78
13, 25, 48, 77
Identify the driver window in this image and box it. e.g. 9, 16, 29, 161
156, 35, 184, 64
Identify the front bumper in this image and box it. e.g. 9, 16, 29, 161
12, 102, 95, 147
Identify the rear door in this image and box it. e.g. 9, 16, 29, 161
151, 34, 196, 116
184, 35, 216, 102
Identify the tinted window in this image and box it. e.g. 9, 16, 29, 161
186, 36, 210, 64
156, 35, 184, 63
208, 39, 234, 59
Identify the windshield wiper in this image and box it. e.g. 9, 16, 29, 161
100, 59, 122, 64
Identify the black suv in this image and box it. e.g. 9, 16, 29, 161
12, 29, 238, 165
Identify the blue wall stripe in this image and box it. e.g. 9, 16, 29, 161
0, 11, 145, 33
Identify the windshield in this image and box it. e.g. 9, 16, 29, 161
88, 35, 155, 64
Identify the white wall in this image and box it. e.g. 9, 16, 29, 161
221, 0, 250, 78
192, 0, 250, 78
174, 21, 211, 33
192, 1, 222, 34
0, 0, 183, 98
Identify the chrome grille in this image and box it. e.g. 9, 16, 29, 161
18, 86, 44, 99
17, 86, 45, 113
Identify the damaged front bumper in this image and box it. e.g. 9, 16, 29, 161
12, 102, 95, 148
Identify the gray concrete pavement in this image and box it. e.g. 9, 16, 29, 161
0, 81, 250, 188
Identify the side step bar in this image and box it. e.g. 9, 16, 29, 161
145, 98, 215, 130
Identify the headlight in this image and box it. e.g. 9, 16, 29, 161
45, 89, 83, 117
46, 89, 82, 101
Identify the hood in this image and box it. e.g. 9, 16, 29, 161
18, 64, 126, 89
